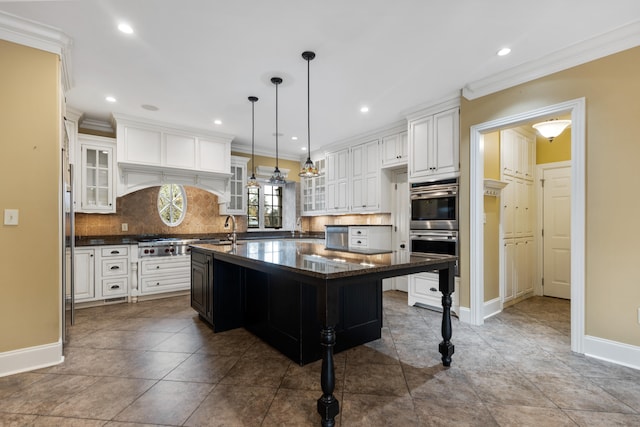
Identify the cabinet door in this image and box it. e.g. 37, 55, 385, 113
503, 241, 516, 302
515, 240, 528, 297
432, 108, 459, 175
191, 252, 211, 322
502, 177, 515, 239
409, 115, 434, 178
74, 248, 95, 301
381, 131, 407, 167
351, 140, 379, 212
80, 142, 115, 213
501, 129, 517, 177
326, 149, 349, 212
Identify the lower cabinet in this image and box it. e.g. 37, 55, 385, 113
70, 245, 130, 303
191, 250, 213, 324
408, 272, 460, 314
139, 256, 190, 295
504, 237, 535, 303
72, 248, 96, 302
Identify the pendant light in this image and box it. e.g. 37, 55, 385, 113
299, 51, 319, 178
269, 77, 286, 184
246, 96, 260, 188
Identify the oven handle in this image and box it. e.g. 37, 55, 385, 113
410, 235, 458, 242
410, 190, 457, 199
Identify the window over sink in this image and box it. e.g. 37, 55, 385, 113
247, 184, 285, 229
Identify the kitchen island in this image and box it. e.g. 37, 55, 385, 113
190, 239, 457, 427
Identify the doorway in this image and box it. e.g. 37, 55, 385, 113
383, 168, 409, 292
469, 98, 586, 354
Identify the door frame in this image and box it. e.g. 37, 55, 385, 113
385, 167, 409, 292
536, 160, 572, 297
469, 97, 585, 354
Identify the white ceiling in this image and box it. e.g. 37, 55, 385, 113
2, 1, 639, 160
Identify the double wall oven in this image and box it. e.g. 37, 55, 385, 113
409, 178, 459, 275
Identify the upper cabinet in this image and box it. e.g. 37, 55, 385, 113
408, 107, 459, 182
77, 134, 117, 213
219, 156, 248, 215
301, 158, 326, 216
325, 148, 350, 213
500, 128, 535, 181
113, 114, 233, 197
350, 139, 381, 213
381, 131, 408, 167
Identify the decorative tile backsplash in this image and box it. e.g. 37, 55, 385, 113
75, 186, 246, 237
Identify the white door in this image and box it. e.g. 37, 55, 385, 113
543, 166, 571, 299
384, 169, 409, 292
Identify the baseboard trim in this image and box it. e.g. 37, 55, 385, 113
458, 306, 471, 324
484, 297, 502, 319
584, 335, 640, 371
0, 340, 64, 378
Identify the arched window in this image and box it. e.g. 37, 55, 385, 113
157, 184, 186, 226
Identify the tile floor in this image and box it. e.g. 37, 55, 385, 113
2, 292, 640, 426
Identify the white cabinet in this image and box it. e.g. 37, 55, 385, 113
325, 148, 349, 213
301, 158, 326, 216
220, 156, 248, 215
501, 127, 536, 304
408, 107, 459, 181
381, 131, 407, 167
350, 139, 380, 213
72, 248, 95, 301
100, 246, 129, 298
77, 135, 116, 213
139, 256, 191, 295
348, 226, 392, 250
408, 274, 460, 314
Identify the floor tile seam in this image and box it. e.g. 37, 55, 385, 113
108, 378, 161, 423
31, 414, 110, 425
258, 372, 289, 426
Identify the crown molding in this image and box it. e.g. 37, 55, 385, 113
0, 11, 73, 91
230, 142, 302, 162
463, 20, 640, 100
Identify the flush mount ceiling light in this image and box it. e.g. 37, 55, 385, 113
117, 23, 133, 34
270, 77, 286, 185
246, 96, 260, 188
497, 47, 511, 56
299, 51, 319, 178
532, 118, 571, 142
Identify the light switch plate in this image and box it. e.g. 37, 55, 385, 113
4, 209, 19, 225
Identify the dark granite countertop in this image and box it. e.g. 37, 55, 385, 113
75, 231, 325, 247
192, 239, 456, 279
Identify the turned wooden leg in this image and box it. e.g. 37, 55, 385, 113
439, 264, 455, 366
317, 326, 339, 427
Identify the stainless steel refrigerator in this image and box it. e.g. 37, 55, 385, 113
61, 118, 75, 345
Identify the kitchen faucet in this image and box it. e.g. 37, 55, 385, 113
224, 215, 237, 248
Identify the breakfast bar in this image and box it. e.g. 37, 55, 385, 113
190, 240, 457, 427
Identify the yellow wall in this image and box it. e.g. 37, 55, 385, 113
460, 46, 640, 347
233, 152, 302, 183
536, 130, 571, 164
0, 40, 60, 352
483, 132, 500, 301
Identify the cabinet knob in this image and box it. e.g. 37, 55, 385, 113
357, 240, 362, 244
430, 287, 437, 292
156, 282, 160, 286
400, 244, 405, 249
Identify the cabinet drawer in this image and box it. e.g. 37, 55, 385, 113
101, 246, 129, 257
140, 257, 190, 275
140, 274, 190, 293
349, 227, 369, 238
101, 258, 128, 276
350, 237, 368, 248
409, 272, 441, 306
102, 277, 128, 297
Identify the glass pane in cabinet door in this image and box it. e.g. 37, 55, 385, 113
87, 169, 96, 187
98, 150, 109, 168
98, 188, 108, 206
98, 169, 108, 187
86, 149, 96, 167
87, 187, 96, 205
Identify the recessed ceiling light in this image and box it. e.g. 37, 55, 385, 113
105, 96, 116, 103
497, 47, 511, 56
301, 146, 307, 151
360, 106, 369, 113
118, 23, 134, 34
214, 119, 222, 125
291, 136, 298, 141
141, 104, 159, 111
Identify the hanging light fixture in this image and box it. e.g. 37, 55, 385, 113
246, 96, 260, 188
299, 51, 319, 178
269, 77, 286, 184
532, 118, 571, 142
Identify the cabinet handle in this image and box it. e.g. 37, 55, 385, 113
110, 250, 120, 254
110, 285, 120, 290
430, 287, 437, 292
110, 265, 120, 270
357, 231, 362, 235
357, 240, 362, 244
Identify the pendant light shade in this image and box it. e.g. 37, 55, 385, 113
246, 96, 260, 188
269, 77, 286, 184
299, 51, 319, 178
532, 119, 571, 142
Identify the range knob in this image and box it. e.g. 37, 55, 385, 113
170, 248, 175, 253
144, 249, 149, 254
164, 248, 170, 253
150, 249, 155, 254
